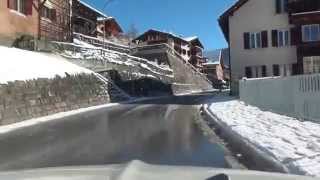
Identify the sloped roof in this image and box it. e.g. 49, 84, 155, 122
184, 36, 204, 49
133, 29, 189, 43
218, 0, 249, 42
78, 0, 108, 18
183, 36, 198, 42
98, 17, 123, 33
134, 29, 204, 48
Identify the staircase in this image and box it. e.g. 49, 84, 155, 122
94, 73, 131, 102
131, 43, 213, 93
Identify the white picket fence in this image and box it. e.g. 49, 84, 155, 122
239, 74, 320, 122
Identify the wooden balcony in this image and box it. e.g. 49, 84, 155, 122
288, 0, 320, 24
146, 39, 168, 45
290, 11, 320, 25
297, 41, 320, 57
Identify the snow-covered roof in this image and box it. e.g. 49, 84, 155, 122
78, 0, 108, 18
183, 36, 198, 42
97, 16, 114, 21
135, 29, 189, 43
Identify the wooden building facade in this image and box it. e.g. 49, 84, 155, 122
39, 0, 71, 41
72, 0, 107, 37
97, 17, 123, 37
0, 0, 71, 48
288, 0, 320, 74
133, 29, 205, 69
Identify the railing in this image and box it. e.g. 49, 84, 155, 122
131, 43, 212, 84
73, 33, 131, 53
51, 42, 173, 77
288, 0, 320, 14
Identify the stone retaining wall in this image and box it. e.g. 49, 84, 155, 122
0, 73, 110, 125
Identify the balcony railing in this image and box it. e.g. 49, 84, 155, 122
288, 0, 320, 14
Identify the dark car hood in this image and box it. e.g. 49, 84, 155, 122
0, 161, 317, 180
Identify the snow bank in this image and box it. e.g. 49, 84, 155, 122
206, 98, 320, 177
0, 46, 92, 84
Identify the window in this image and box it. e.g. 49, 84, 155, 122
278, 30, 290, 47
41, 6, 50, 19
250, 33, 256, 49
303, 56, 320, 74
262, 65, 267, 77
245, 66, 252, 78
249, 32, 262, 49
7, 0, 32, 15
302, 24, 320, 42
273, 64, 280, 76
276, 0, 288, 14
256, 33, 261, 48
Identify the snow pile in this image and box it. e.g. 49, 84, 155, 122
207, 98, 320, 177
0, 46, 92, 84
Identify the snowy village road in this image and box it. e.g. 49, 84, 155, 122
0, 93, 230, 171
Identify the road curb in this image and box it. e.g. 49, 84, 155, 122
201, 104, 290, 174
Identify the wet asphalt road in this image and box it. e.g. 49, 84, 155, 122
0, 93, 227, 170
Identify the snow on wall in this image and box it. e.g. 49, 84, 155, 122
54, 41, 174, 82
0, 46, 92, 84
207, 98, 320, 177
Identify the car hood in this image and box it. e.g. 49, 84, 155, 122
0, 161, 317, 180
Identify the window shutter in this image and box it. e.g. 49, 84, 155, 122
51, 9, 57, 21
244, 32, 250, 49
262, 65, 267, 77
275, 0, 281, 13
26, 0, 33, 15
272, 30, 278, 47
290, 26, 302, 45
261, 31, 268, 48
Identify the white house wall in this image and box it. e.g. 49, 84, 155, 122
229, 0, 297, 92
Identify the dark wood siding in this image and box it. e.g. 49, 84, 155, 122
291, 26, 302, 46
40, 0, 71, 41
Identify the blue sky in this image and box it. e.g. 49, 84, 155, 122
82, 0, 236, 50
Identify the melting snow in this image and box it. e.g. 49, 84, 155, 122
206, 97, 320, 177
